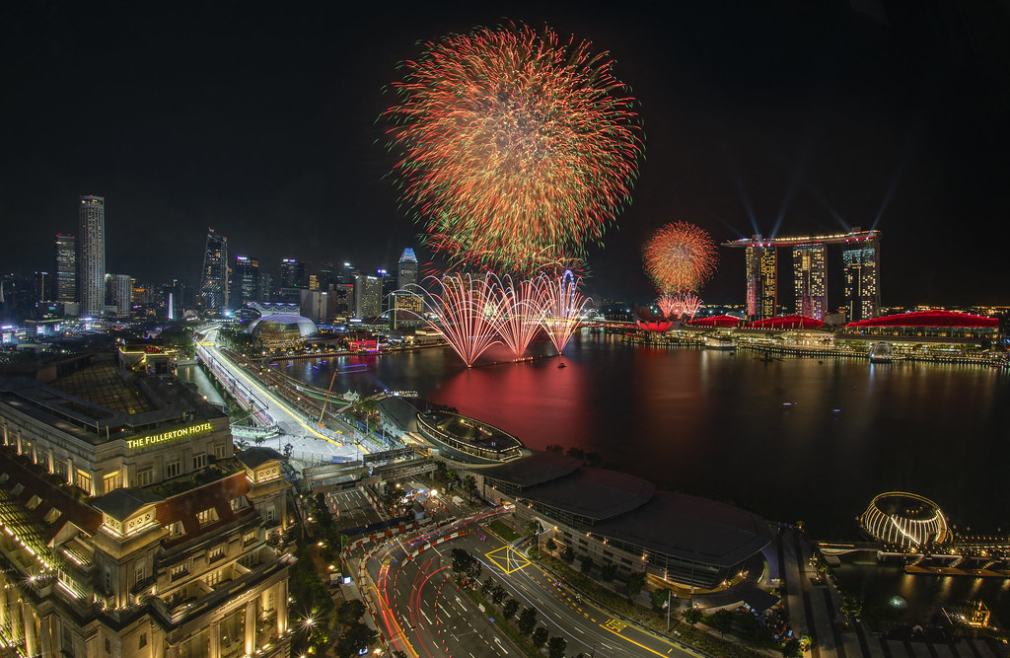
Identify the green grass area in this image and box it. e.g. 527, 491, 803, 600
486, 519, 521, 542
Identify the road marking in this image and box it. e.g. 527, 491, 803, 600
494, 637, 509, 654
421, 609, 433, 625
605, 618, 627, 632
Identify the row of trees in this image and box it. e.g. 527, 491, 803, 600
451, 548, 568, 658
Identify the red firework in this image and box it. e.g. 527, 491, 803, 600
643, 222, 718, 294
385, 22, 644, 273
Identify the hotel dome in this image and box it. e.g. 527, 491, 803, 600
860, 492, 949, 549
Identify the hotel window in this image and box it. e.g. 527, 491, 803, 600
135, 563, 145, 586
209, 546, 225, 562
206, 570, 222, 587
243, 530, 257, 545
170, 563, 188, 581
264, 506, 275, 522
138, 633, 147, 649
54, 459, 68, 479
230, 497, 246, 512
193, 453, 207, 470
76, 471, 93, 495
196, 507, 219, 527
135, 468, 153, 487
214, 444, 227, 460
103, 471, 121, 494
169, 521, 184, 537
166, 460, 181, 478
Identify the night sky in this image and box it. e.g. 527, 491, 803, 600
2, 1, 1008, 306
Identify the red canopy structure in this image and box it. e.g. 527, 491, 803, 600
686, 315, 743, 328
846, 310, 997, 329
747, 315, 825, 330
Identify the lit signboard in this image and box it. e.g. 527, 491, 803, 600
126, 422, 213, 450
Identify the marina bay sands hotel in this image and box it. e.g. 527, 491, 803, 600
723, 228, 881, 322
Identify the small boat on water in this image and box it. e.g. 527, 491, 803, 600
557, 362, 567, 369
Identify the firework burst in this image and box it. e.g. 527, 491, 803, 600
488, 274, 545, 358
386, 22, 644, 273
643, 222, 718, 294
539, 271, 590, 354
405, 274, 501, 367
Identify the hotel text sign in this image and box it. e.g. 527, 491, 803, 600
127, 422, 213, 450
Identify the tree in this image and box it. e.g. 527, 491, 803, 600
565, 446, 586, 460
337, 600, 365, 625
581, 556, 595, 574
585, 451, 603, 467
463, 474, 477, 501
711, 609, 734, 636
334, 622, 376, 658
481, 577, 495, 596
684, 607, 703, 625
545, 444, 565, 454
781, 637, 803, 658
545, 537, 557, 552
548, 635, 568, 658
518, 607, 538, 636
451, 548, 471, 574
525, 520, 542, 537
491, 584, 508, 605
561, 546, 575, 563
503, 597, 520, 620
532, 627, 549, 649
652, 588, 669, 611
446, 468, 457, 484
601, 563, 618, 582
625, 572, 645, 599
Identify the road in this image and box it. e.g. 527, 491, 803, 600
360, 512, 703, 658
197, 325, 367, 461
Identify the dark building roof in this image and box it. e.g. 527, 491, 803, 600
0, 450, 103, 539
377, 396, 421, 433
156, 472, 254, 548
526, 467, 655, 521
237, 447, 283, 470
593, 491, 772, 568
481, 451, 581, 489
92, 488, 165, 521
846, 310, 998, 329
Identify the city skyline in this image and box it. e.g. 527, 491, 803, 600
3, 3, 1010, 307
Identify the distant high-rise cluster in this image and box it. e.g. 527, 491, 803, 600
726, 229, 881, 322
55, 233, 77, 303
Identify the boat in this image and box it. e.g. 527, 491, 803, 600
557, 362, 567, 369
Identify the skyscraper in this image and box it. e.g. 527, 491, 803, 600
745, 242, 777, 320
353, 273, 382, 319
397, 248, 418, 289
233, 256, 260, 307
78, 195, 106, 317
55, 234, 77, 304
105, 274, 132, 317
280, 258, 305, 289
199, 229, 228, 312
842, 234, 881, 322
792, 243, 828, 319
33, 271, 52, 304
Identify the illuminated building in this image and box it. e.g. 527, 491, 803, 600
233, 255, 260, 307
391, 291, 424, 329
331, 283, 354, 317
299, 289, 334, 325
78, 195, 106, 317
105, 273, 132, 317
317, 261, 335, 289
199, 229, 228, 312
792, 243, 827, 320
279, 258, 305, 290
842, 234, 880, 321
55, 233, 77, 303
397, 248, 418, 289
250, 314, 318, 347
33, 271, 52, 304
0, 355, 292, 658
860, 492, 948, 549
353, 273, 382, 319
744, 241, 777, 320
476, 452, 770, 589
